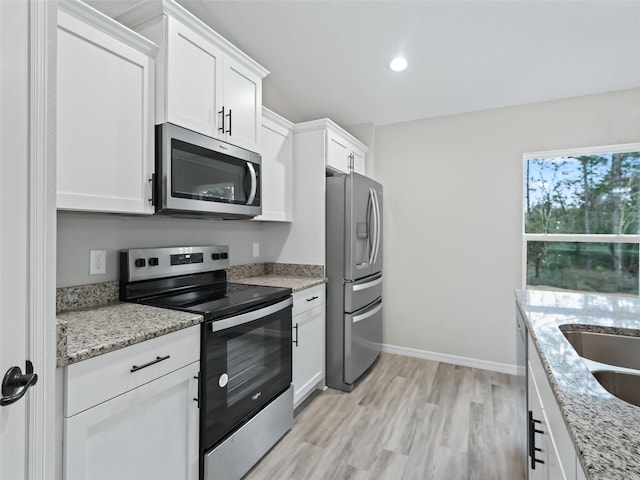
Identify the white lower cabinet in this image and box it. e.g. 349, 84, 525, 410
292, 285, 325, 407
528, 335, 577, 480
63, 326, 200, 480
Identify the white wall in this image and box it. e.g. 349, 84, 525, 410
374, 88, 640, 368
57, 212, 291, 287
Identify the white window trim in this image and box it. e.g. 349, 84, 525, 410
521, 143, 640, 291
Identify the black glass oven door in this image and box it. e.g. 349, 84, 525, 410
202, 298, 292, 450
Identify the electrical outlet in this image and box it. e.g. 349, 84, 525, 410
253, 242, 259, 258
89, 250, 107, 275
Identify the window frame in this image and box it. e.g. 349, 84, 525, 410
522, 143, 640, 293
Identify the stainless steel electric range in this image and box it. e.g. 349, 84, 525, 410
119, 246, 293, 480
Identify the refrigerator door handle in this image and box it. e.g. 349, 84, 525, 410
368, 188, 378, 266
352, 300, 383, 324
352, 276, 383, 292
371, 187, 381, 265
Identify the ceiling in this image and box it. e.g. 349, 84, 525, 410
87, 1, 640, 127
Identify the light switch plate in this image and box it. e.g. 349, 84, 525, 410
253, 242, 259, 258
89, 249, 107, 275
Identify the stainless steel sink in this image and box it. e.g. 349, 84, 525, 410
593, 370, 640, 408
562, 330, 640, 370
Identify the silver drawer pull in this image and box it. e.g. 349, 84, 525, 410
306, 296, 319, 302
130, 355, 170, 373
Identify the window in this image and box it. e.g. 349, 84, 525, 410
523, 145, 640, 295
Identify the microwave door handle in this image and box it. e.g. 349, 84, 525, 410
246, 162, 257, 205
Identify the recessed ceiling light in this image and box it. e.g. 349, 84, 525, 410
389, 57, 407, 72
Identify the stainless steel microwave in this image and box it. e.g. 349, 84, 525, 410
154, 123, 261, 219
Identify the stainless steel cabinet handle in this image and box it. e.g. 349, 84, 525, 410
293, 323, 299, 347
306, 296, 319, 302
226, 109, 232, 135
218, 107, 225, 133
148, 174, 155, 205
130, 355, 170, 373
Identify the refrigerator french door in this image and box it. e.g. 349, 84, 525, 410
326, 172, 383, 392
343, 172, 383, 280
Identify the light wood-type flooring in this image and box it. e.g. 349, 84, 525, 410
245, 352, 525, 480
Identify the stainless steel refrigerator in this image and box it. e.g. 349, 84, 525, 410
326, 172, 383, 392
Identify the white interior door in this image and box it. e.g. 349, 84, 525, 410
0, 1, 30, 477
0, 1, 54, 479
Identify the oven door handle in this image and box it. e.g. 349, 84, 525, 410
210, 296, 293, 333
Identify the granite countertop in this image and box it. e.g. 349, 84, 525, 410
55, 262, 324, 367
515, 289, 640, 480
227, 262, 326, 292
56, 302, 203, 367
231, 275, 326, 292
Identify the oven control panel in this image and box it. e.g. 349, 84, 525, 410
120, 246, 230, 282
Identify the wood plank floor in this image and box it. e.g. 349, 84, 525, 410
245, 353, 525, 480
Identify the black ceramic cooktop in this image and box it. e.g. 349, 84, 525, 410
140, 282, 291, 321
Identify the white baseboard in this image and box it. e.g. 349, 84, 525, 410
381, 343, 517, 376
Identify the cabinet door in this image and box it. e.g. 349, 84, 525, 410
528, 363, 548, 480
222, 56, 262, 152
253, 110, 293, 221
326, 131, 351, 173
57, 11, 154, 214
166, 16, 223, 139
293, 304, 324, 407
64, 362, 199, 480
351, 147, 366, 175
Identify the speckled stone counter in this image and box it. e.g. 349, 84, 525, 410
231, 275, 325, 292
56, 303, 203, 367
516, 289, 640, 480
229, 262, 326, 292
57, 281, 119, 313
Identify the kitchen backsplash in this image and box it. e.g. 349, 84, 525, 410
57, 281, 119, 314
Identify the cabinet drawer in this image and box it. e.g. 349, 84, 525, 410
293, 284, 325, 316
65, 325, 200, 417
64, 362, 199, 480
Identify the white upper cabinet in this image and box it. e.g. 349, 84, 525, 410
119, 0, 268, 153
253, 108, 293, 222
351, 147, 366, 175
296, 119, 367, 176
223, 56, 262, 151
57, 0, 157, 214
327, 131, 351, 173
165, 15, 223, 138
